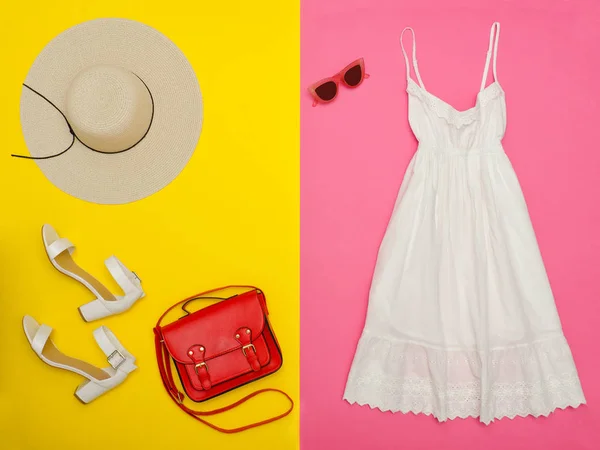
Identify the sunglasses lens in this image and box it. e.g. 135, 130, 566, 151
344, 65, 363, 87
315, 81, 337, 101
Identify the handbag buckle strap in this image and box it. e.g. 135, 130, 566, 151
194, 362, 208, 374
242, 344, 256, 357
188, 345, 212, 390
235, 328, 260, 372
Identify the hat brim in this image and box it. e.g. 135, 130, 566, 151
20, 18, 203, 205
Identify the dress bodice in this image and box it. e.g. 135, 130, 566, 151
407, 79, 506, 152
401, 23, 505, 153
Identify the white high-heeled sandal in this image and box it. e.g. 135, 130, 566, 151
42, 224, 145, 321
23, 315, 137, 403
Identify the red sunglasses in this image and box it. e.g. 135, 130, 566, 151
308, 58, 370, 107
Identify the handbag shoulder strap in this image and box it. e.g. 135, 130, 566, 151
153, 328, 293, 433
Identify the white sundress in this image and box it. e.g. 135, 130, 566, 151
343, 22, 586, 424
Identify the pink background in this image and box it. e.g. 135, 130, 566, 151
301, 1, 600, 449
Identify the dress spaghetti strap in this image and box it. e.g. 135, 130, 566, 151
400, 27, 425, 89
480, 22, 500, 91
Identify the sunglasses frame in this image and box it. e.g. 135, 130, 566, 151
308, 58, 370, 107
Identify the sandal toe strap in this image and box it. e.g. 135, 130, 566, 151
31, 324, 53, 355
46, 238, 75, 260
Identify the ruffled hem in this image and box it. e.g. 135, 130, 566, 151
343, 393, 586, 425
343, 332, 586, 424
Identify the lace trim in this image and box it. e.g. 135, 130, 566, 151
344, 374, 585, 424
343, 333, 586, 424
406, 80, 504, 129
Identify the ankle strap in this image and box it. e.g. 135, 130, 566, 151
79, 257, 144, 321
94, 326, 136, 374
105, 256, 144, 298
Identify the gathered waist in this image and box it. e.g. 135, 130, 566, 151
417, 143, 504, 156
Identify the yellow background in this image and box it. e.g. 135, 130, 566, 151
0, 2, 299, 449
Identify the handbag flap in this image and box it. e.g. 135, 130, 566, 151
160, 290, 266, 364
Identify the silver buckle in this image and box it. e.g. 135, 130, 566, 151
107, 350, 126, 369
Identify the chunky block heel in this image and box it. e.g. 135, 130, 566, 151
75, 380, 111, 403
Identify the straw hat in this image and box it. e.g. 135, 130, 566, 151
18, 18, 203, 204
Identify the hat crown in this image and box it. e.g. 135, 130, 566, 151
65, 65, 153, 153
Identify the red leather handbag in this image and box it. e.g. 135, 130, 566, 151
153, 285, 294, 433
